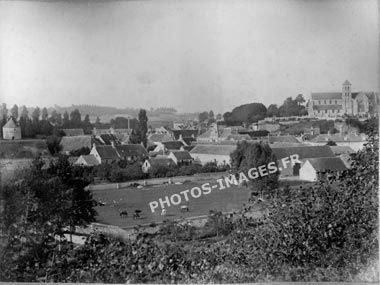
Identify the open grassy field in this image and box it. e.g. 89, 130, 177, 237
0, 139, 48, 159
92, 182, 251, 229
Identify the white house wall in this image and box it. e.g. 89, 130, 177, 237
299, 161, 318, 181
189, 153, 230, 166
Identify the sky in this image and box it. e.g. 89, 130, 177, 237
0, 0, 378, 114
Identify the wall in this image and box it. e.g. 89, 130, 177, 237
299, 161, 317, 182
3, 127, 21, 140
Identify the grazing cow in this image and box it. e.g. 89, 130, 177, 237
133, 210, 141, 220
180, 205, 189, 212
119, 210, 128, 217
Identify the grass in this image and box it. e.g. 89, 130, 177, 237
92, 182, 251, 229
0, 139, 48, 159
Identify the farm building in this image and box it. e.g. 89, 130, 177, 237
189, 144, 236, 166
271, 145, 335, 177
168, 151, 193, 166
75, 154, 100, 166
308, 133, 367, 151
2, 117, 21, 140
268, 135, 300, 144
114, 144, 148, 162
90, 145, 120, 164
60, 135, 93, 154
299, 157, 348, 181
142, 157, 176, 173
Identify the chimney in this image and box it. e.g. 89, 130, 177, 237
327, 130, 331, 136
111, 141, 116, 148
179, 134, 183, 141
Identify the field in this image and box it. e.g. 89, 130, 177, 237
0, 139, 48, 159
92, 182, 251, 229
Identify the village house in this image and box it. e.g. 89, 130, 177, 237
90, 145, 120, 164
176, 134, 196, 147
271, 145, 335, 177
142, 156, 176, 173
60, 135, 93, 154
189, 144, 236, 166
114, 144, 148, 162
299, 157, 348, 182
148, 133, 173, 144
268, 135, 300, 144
153, 141, 185, 153
168, 150, 193, 166
75, 154, 100, 166
2, 117, 21, 140
307, 133, 367, 151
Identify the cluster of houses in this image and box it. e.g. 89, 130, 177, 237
1, 100, 370, 182
59, 119, 367, 182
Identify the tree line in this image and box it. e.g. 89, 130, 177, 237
222, 94, 308, 126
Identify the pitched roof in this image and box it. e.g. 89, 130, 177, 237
306, 157, 348, 172
183, 145, 195, 151
172, 129, 198, 139
268, 135, 299, 144
162, 141, 184, 150
115, 144, 148, 157
148, 133, 173, 143
62, 128, 84, 136
197, 129, 218, 139
99, 134, 118, 145
343, 80, 351, 85
190, 144, 236, 156
3, 117, 18, 128
148, 157, 176, 168
311, 93, 342, 100
271, 145, 335, 160
182, 137, 196, 145
226, 134, 251, 141
170, 150, 193, 160
310, 134, 366, 143
329, 146, 356, 155
76, 154, 100, 166
95, 145, 120, 160
60, 135, 92, 152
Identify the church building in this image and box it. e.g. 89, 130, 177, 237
308, 80, 378, 117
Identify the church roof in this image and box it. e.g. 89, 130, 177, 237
342, 80, 351, 85
311, 93, 342, 100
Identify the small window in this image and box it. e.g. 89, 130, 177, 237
335, 100, 337, 104
324, 100, 327, 104
319, 100, 321, 105
330, 100, 332, 104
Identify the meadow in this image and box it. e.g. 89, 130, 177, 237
92, 181, 251, 229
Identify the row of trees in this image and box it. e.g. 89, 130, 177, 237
222, 94, 308, 126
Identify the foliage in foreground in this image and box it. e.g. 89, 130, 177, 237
0, 120, 378, 282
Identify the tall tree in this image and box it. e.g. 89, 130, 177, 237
20, 106, 28, 119
267, 104, 279, 117
198, 111, 209, 123
63, 111, 70, 128
295, 94, 305, 106
1, 103, 8, 118
57, 113, 62, 126
49, 109, 58, 124
138, 109, 148, 147
83, 114, 92, 134
41, 107, 49, 121
230, 141, 279, 196
70, 109, 82, 128
11, 104, 18, 120
31, 107, 41, 135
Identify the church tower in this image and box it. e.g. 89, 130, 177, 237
342, 80, 352, 115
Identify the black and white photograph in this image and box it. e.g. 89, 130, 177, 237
0, 0, 378, 283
